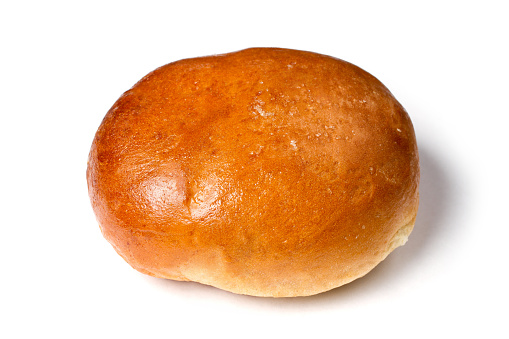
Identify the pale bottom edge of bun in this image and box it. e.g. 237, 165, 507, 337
110, 218, 416, 298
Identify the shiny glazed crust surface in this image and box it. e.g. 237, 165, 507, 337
87, 48, 419, 297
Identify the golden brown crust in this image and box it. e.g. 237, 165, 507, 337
87, 48, 419, 297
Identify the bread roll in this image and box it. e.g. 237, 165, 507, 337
87, 48, 419, 297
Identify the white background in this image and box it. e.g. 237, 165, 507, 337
2, 1, 507, 338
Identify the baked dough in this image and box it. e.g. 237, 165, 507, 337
87, 48, 419, 297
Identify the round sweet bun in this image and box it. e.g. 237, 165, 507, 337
87, 48, 419, 297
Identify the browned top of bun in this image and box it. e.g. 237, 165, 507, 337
87, 48, 419, 297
